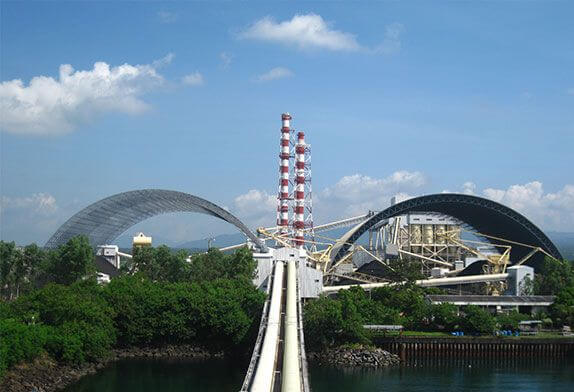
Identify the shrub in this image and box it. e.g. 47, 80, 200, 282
103, 275, 265, 349
303, 296, 344, 349
7, 281, 116, 365
496, 311, 530, 331
461, 305, 496, 334
431, 303, 460, 330
0, 319, 51, 377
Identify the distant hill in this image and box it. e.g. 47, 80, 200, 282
177, 233, 248, 250
111, 229, 574, 261
547, 232, 574, 260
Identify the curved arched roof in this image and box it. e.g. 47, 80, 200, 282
331, 193, 562, 266
45, 189, 267, 252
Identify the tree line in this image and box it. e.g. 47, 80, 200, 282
0, 236, 96, 300
304, 256, 574, 350
0, 237, 265, 380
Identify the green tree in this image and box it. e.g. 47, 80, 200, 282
496, 310, 530, 331
0, 241, 17, 300
338, 289, 370, 344
431, 303, 460, 331
131, 245, 190, 282
551, 285, 574, 327
188, 247, 256, 282
49, 236, 96, 285
534, 257, 574, 295
103, 274, 264, 349
303, 296, 343, 349
154, 246, 189, 282
0, 319, 51, 379
8, 280, 116, 365
372, 284, 432, 330
461, 305, 496, 334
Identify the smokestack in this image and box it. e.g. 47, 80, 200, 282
293, 132, 306, 247
277, 113, 292, 238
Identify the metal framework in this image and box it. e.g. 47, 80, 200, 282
331, 193, 562, 266
45, 189, 267, 252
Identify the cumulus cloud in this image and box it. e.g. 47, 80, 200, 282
231, 175, 574, 233
0, 57, 169, 135
230, 171, 425, 230
0, 193, 63, 244
157, 11, 178, 24
456, 181, 574, 232
254, 67, 293, 82
232, 189, 277, 228
462, 181, 477, 195
239, 14, 362, 51
375, 22, 405, 54
182, 72, 204, 86
239, 14, 404, 55
1, 193, 58, 216
481, 182, 574, 231
319, 171, 426, 218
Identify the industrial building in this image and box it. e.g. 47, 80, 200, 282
45, 113, 563, 307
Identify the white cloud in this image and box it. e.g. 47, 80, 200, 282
254, 67, 294, 82
219, 52, 233, 68
231, 175, 574, 234
157, 11, 178, 24
231, 171, 425, 229
1, 193, 58, 216
232, 189, 277, 228
319, 171, 426, 218
182, 72, 204, 86
443, 181, 573, 232
239, 14, 362, 51
152, 53, 175, 68
375, 22, 405, 54
240, 14, 404, 55
0, 57, 169, 135
481, 182, 574, 231
462, 181, 477, 195
0, 193, 63, 244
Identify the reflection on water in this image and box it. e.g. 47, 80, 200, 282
63, 357, 246, 392
309, 356, 574, 392
64, 355, 574, 392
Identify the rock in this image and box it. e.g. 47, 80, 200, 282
0, 345, 224, 392
309, 345, 400, 368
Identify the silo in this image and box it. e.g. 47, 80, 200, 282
435, 225, 446, 244
410, 224, 422, 253
423, 224, 434, 244
448, 225, 461, 259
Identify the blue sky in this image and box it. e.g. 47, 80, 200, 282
1, 1, 573, 245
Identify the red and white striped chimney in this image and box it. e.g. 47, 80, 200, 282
293, 131, 306, 247
277, 113, 292, 237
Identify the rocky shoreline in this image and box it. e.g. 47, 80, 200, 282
1, 344, 399, 391
0, 345, 222, 392
308, 345, 401, 368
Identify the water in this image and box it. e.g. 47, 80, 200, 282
65, 357, 574, 392
308, 359, 574, 392
63, 357, 245, 392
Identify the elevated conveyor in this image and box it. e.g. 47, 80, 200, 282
241, 249, 310, 392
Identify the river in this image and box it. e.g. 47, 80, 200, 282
64, 356, 574, 391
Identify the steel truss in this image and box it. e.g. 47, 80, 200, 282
45, 189, 267, 252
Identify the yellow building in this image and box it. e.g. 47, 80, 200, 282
132, 232, 152, 247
